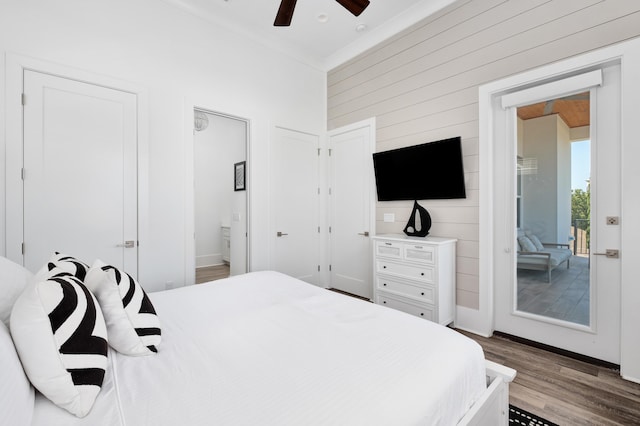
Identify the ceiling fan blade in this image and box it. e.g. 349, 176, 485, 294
274, 0, 297, 26
335, 0, 370, 17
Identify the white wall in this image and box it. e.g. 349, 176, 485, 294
521, 115, 572, 244
327, 0, 640, 311
0, 0, 325, 291
194, 113, 246, 268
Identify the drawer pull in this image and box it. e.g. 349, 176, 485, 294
421, 292, 424, 296
383, 301, 387, 304
415, 246, 423, 249
383, 283, 387, 286
420, 313, 424, 316
385, 242, 392, 246
420, 272, 425, 276
383, 265, 387, 269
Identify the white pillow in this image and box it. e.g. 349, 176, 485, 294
10, 271, 108, 418
0, 256, 34, 328
0, 320, 34, 426
85, 260, 161, 356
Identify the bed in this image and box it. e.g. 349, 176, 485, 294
3, 262, 514, 425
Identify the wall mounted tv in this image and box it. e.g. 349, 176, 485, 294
372, 137, 466, 201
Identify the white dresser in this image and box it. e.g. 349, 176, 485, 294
372, 234, 457, 326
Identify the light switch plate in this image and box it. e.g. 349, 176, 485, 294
383, 213, 395, 223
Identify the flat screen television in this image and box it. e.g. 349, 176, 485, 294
372, 137, 466, 201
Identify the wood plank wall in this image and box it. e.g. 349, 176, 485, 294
327, 0, 640, 310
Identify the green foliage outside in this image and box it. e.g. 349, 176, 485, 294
571, 186, 590, 249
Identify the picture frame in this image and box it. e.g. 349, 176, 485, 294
234, 161, 246, 191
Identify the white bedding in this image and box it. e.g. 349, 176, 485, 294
32, 271, 486, 426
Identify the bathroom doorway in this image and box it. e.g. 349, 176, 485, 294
193, 109, 248, 283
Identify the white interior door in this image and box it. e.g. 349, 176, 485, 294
328, 119, 375, 299
270, 127, 319, 284
494, 64, 621, 363
21, 70, 138, 275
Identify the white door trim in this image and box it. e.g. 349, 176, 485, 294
4, 53, 148, 274
477, 37, 640, 382
183, 99, 252, 286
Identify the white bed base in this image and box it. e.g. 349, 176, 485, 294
458, 360, 517, 425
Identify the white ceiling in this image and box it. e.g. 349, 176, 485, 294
159, 0, 456, 70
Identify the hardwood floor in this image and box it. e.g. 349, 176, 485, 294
459, 330, 640, 425
195, 264, 230, 284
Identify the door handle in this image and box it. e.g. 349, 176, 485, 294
117, 240, 136, 248
358, 231, 370, 237
593, 249, 619, 259
277, 232, 289, 237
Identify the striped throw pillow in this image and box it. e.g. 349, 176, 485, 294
33, 252, 90, 283
10, 271, 108, 418
85, 260, 161, 356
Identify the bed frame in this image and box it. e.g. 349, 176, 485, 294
458, 360, 517, 425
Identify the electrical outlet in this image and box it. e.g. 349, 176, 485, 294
606, 216, 619, 225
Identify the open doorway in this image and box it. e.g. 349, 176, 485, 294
193, 109, 248, 283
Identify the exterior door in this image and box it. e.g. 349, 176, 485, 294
328, 119, 375, 299
270, 127, 319, 284
494, 64, 621, 363
21, 70, 138, 275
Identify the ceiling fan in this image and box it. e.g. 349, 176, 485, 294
274, 0, 370, 26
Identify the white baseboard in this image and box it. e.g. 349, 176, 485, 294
196, 253, 223, 268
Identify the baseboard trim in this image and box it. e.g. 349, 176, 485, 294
494, 331, 620, 370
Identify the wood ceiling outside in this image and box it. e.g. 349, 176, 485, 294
517, 92, 590, 128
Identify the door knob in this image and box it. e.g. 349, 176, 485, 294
277, 232, 289, 237
358, 231, 370, 237
117, 240, 135, 248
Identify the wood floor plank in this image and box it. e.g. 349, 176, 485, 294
459, 330, 640, 424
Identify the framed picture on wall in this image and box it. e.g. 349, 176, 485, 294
234, 161, 246, 191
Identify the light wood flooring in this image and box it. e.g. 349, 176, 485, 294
195, 264, 230, 284
517, 255, 590, 326
459, 330, 640, 425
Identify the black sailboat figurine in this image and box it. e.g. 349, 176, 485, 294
403, 200, 431, 237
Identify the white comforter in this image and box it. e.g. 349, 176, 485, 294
32, 271, 486, 425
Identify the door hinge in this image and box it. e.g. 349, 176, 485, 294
317, 148, 321, 156
329, 226, 332, 233
21, 242, 25, 255
21, 93, 26, 106
318, 265, 320, 272
317, 187, 320, 195
329, 187, 332, 195
21, 168, 25, 180
329, 264, 332, 271
317, 226, 320, 233
328, 149, 332, 156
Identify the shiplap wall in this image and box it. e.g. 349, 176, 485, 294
327, 0, 640, 309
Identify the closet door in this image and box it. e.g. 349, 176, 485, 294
270, 127, 320, 284
21, 70, 138, 276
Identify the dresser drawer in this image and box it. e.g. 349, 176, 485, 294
377, 293, 434, 321
376, 260, 434, 283
375, 240, 403, 259
376, 276, 434, 304
403, 244, 435, 264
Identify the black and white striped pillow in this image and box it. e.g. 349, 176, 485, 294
33, 252, 90, 282
10, 271, 108, 418
85, 260, 161, 356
